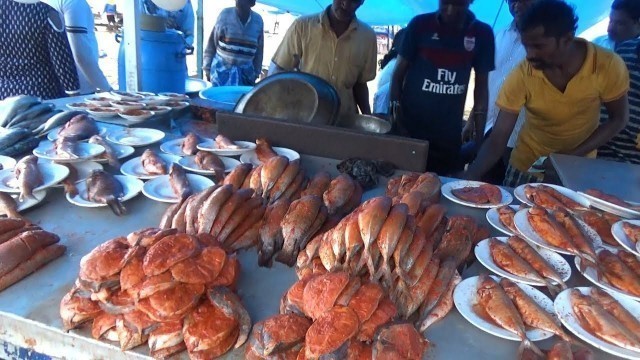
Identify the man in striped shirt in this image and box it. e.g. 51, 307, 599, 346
203, 0, 264, 87
599, 39, 640, 164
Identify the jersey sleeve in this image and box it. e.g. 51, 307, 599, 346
473, 24, 496, 73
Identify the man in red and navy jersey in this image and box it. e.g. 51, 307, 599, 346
389, 0, 495, 176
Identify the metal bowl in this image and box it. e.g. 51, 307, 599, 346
234, 72, 341, 126
337, 114, 391, 134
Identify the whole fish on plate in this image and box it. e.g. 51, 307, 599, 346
590, 287, 640, 335
537, 185, 587, 211
498, 205, 518, 234
580, 211, 618, 247
622, 222, 640, 243
59, 163, 79, 197
215, 134, 240, 150
597, 250, 640, 297
489, 238, 559, 295
169, 163, 191, 200
475, 274, 542, 357
89, 135, 120, 167
54, 136, 79, 159
141, 149, 167, 175
13, 155, 43, 201
86, 170, 126, 216
57, 114, 99, 141
0, 192, 24, 219
499, 278, 571, 341
181, 132, 199, 155
506, 236, 567, 290
552, 208, 597, 261
527, 207, 581, 254
194, 151, 224, 181
569, 289, 640, 351
255, 137, 277, 163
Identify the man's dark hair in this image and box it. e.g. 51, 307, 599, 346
379, 28, 406, 70
612, 0, 640, 22
517, 0, 578, 38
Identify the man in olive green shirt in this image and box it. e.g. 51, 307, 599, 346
269, 0, 377, 118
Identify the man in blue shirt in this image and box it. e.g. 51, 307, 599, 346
389, 0, 495, 176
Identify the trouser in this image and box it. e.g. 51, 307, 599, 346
503, 164, 543, 188
426, 145, 463, 176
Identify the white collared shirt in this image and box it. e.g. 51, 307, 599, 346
485, 24, 527, 148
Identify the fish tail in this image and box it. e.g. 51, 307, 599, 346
107, 197, 126, 216
517, 338, 544, 358
543, 279, 562, 297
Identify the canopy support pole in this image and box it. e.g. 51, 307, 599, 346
195, 0, 204, 78
123, 0, 141, 91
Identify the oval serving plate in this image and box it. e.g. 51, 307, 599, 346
453, 275, 556, 341
474, 237, 572, 287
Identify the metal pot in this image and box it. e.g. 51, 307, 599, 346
234, 72, 340, 126
336, 114, 392, 134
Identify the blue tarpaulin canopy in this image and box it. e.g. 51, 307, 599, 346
257, 0, 612, 33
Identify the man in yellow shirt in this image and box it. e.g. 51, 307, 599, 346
464, 0, 630, 187
269, 0, 377, 119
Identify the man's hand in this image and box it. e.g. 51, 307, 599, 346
462, 119, 475, 143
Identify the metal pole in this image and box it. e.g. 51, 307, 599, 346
123, 0, 141, 91
196, 0, 204, 78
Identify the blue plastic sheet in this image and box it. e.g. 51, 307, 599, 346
258, 0, 612, 32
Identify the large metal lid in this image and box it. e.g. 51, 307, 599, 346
234, 72, 340, 126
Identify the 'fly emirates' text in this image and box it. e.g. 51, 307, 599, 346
421, 69, 466, 95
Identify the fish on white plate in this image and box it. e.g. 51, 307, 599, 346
142, 173, 213, 204
67, 174, 143, 214
554, 287, 640, 359
239, 147, 301, 166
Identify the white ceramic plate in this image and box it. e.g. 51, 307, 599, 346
554, 287, 640, 359
66, 175, 143, 208
86, 108, 119, 119
47, 123, 115, 142
92, 143, 135, 164
575, 248, 640, 302
0, 163, 69, 193
514, 183, 590, 210
144, 106, 171, 115
159, 137, 200, 156
486, 205, 521, 236
165, 101, 189, 110
196, 139, 256, 156
120, 154, 181, 179
33, 141, 105, 163
453, 275, 556, 341
178, 155, 240, 175
474, 237, 572, 287
159, 92, 189, 100
0, 156, 17, 171
118, 110, 155, 122
142, 174, 214, 203
140, 96, 170, 106
84, 97, 112, 107
514, 208, 603, 256
45, 161, 103, 188
110, 101, 144, 111
0, 190, 47, 216
239, 147, 301, 166
107, 128, 165, 147
578, 191, 640, 219
612, 220, 640, 257
109, 91, 144, 101
441, 180, 513, 209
